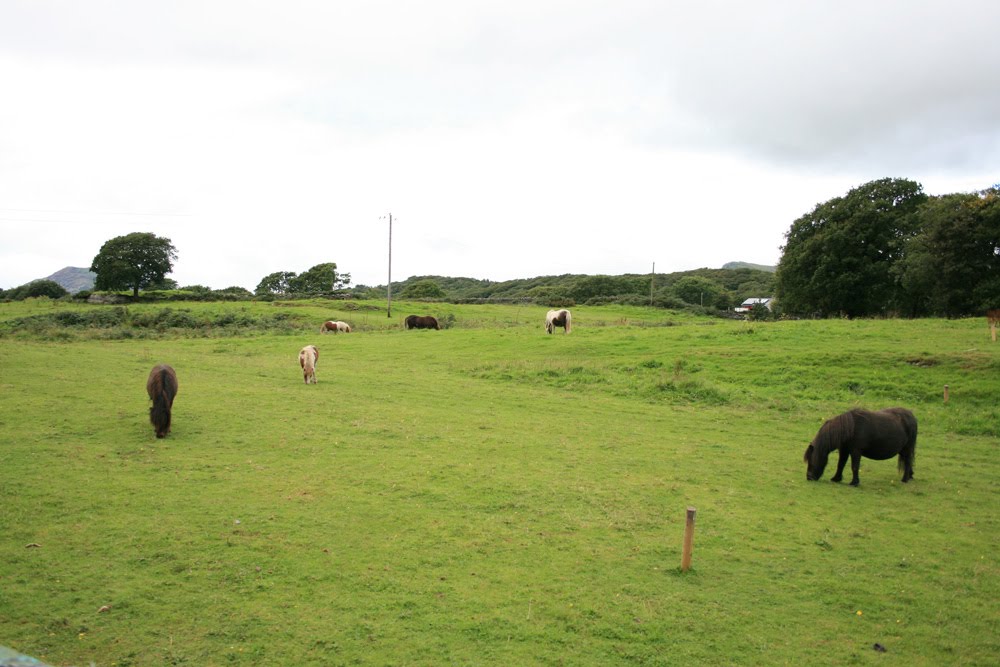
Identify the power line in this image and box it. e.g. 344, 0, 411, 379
0, 207, 190, 217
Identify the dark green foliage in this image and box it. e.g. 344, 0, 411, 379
255, 271, 297, 296
399, 279, 446, 299
894, 188, 1000, 315
289, 263, 351, 294
778, 179, 998, 317
256, 264, 351, 296
385, 270, 774, 313
671, 276, 727, 309
777, 178, 927, 317
2, 279, 69, 300
90, 232, 178, 298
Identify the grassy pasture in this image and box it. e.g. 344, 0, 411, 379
0, 299, 997, 666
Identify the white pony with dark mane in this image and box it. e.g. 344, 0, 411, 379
545, 309, 572, 334
298, 345, 319, 384
320, 320, 352, 333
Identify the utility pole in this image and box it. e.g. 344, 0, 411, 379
385, 213, 393, 318
650, 261, 655, 306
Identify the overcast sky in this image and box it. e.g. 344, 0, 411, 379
1, 1, 998, 291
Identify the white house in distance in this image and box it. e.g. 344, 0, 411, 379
735, 297, 773, 313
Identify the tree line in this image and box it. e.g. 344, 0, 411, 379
7, 177, 994, 318
357, 268, 776, 312
776, 178, 999, 317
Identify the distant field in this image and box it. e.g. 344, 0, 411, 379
1, 299, 997, 665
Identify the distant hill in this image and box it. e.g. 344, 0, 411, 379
722, 261, 776, 273
45, 266, 96, 293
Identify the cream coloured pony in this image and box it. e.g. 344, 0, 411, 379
298, 345, 319, 384
545, 309, 572, 334
320, 320, 352, 333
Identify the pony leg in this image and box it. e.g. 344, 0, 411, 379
900, 450, 915, 483
831, 450, 849, 482
849, 451, 862, 486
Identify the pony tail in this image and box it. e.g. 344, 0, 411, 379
565, 311, 572, 333
899, 412, 918, 474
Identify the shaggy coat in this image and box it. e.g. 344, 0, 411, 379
320, 320, 352, 333
804, 407, 917, 486
147, 364, 178, 438
404, 315, 440, 330
299, 345, 319, 384
545, 309, 572, 334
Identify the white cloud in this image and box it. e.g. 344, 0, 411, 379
1, 1, 997, 290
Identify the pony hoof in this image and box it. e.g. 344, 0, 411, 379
831, 477, 842, 483
850, 480, 859, 486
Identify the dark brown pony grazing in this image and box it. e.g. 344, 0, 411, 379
404, 315, 440, 330
804, 407, 917, 486
147, 364, 178, 438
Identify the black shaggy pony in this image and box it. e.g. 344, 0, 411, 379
804, 407, 917, 486
147, 364, 179, 438
404, 315, 440, 330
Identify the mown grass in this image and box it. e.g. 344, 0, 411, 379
0, 300, 997, 666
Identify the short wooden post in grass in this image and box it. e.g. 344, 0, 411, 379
681, 506, 697, 572
944, 384, 950, 404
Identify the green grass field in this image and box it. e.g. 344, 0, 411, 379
1, 299, 997, 665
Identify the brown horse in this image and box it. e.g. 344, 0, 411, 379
804, 407, 917, 486
320, 320, 351, 333
147, 364, 178, 438
299, 345, 319, 384
404, 315, 440, 330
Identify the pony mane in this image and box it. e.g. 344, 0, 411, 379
809, 411, 857, 465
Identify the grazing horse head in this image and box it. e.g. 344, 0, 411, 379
804, 408, 917, 485
320, 320, 351, 333
404, 315, 440, 330
146, 364, 178, 438
545, 309, 572, 334
299, 345, 319, 384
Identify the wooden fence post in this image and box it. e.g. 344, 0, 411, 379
944, 384, 950, 404
681, 507, 697, 572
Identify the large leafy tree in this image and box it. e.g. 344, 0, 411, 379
255, 271, 297, 296
90, 232, 177, 297
776, 178, 927, 317
895, 188, 1000, 316
289, 263, 350, 294
255, 264, 352, 296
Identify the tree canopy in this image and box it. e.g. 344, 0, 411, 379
399, 279, 446, 299
776, 178, 927, 317
90, 232, 177, 297
894, 188, 1000, 316
0, 279, 69, 300
777, 179, 998, 317
255, 263, 351, 296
